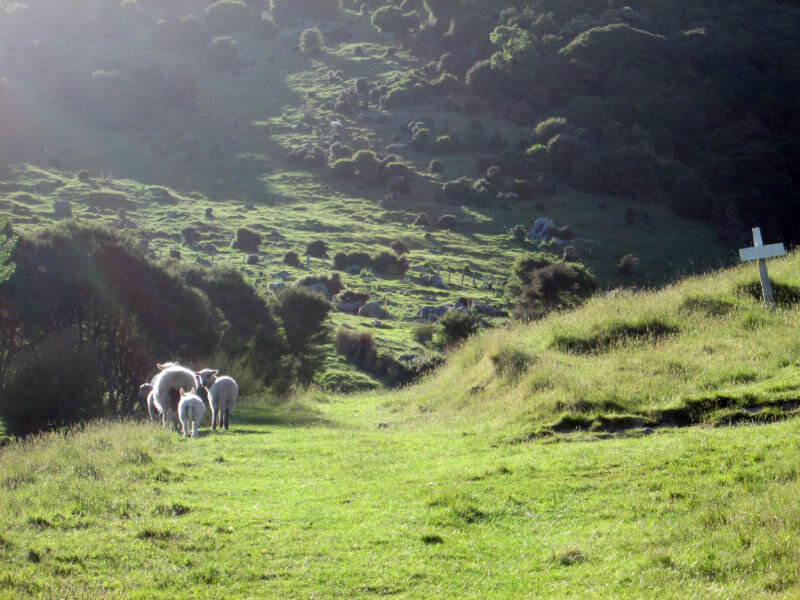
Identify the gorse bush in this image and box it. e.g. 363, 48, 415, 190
437, 310, 480, 347
207, 36, 240, 71
299, 27, 324, 55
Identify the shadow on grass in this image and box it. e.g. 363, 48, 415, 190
233, 402, 335, 428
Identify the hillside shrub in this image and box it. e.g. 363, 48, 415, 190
335, 330, 377, 371
413, 322, 435, 344
331, 158, 356, 179
465, 59, 496, 93
271, 286, 331, 384
270, 0, 338, 25
205, 0, 251, 34
207, 36, 241, 71
437, 214, 457, 230
413, 212, 431, 226
181, 226, 203, 246
329, 142, 353, 161
617, 254, 640, 276
434, 134, 458, 154
372, 251, 409, 276
510, 224, 526, 241
389, 240, 408, 255
371, 5, 420, 37
352, 149, 381, 181
411, 127, 433, 152
178, 15, 206, 50
257, 11, 279, 39
428, 159, 444, 173
437, 310, 479, 347
299, 27, 324, 55
512, 262, 596, 321
232, 227, 261, 253
383, 161, 411, 179
283, 251, 301, 267
442, 177, 474, 203
333, 251, 373, 271
306, 240, 328, 259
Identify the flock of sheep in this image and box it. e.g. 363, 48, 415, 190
137, 362, 239, 438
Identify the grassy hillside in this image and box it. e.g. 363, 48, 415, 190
372, 250, 800, 438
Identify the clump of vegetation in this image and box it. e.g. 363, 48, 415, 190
299, 27, 324, 55
207, 36, 241, 71
428, 159, 444, 174
232, 227, 262, 253
437, 310, 480, 348
437, 214, 457, 230
372, 251, 409, 276
618, 254, 640, 276
283, 251, 301, 267
305, 240, 328, 259
335, 329, 377, 371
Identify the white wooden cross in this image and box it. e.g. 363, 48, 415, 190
739, 227, 785, 307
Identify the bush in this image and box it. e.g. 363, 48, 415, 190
371, 5, 420, 37
270, 0, 338, 25
413, 322, 435, 344
299, 27, 324, 55
465, 59, 496, 93
510, 224, 526, 241
428, 159, 444, 174
618, 254, 640, 276
272, 286, 331, 384
205, 0, 251, 34
437, 214, 458, 230
305, 240, 328, 259
352, 149, 381, 181
437, 310, 479, 347
207, 36, 241, 71
442, 177, 474, 203
434, 134, 458, 154
335, 330, 377, 371
512, 262, 596, 321
389, 240, 409, 255
372, 251, 409, 276
333, 251, 373, 270
283, 251, 301, 267
331, 158, 357, 179
411, 127, 433, 152
413, 212, 431, 226
329, 142, 353, 161
232, 227, 262, 253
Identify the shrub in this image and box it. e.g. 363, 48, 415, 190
305, 240, 328, 259
283, 251, 301, 267
413, 213, 431, 226
413, 322, 435, 344
383, 161, 411, 179
331, 158, 357, 179
442, 177, 474, 203
389, 240, 409, 255
272, 286, 332, 384
352, 149, 381, 181
270, 0, 338, 24
372, 251, 409, 276
486, 166, 504, 186
232, 227, 262, 253
333, 251, 373, 271
510, 224, 526, 241
257, 11, 279, 39
431, 72, 460, 95
465, 59, 496, 93
428, 159, 444, 174
618, 254, 640, 276
299, 27, 324, 55
437, 310, 479, 347
205, 0, 250, 34
335, 330, 377, 371
512, 262, 596, 321
411, 127, 433, 152
207, 36, 241, 71
371, 5, 420, 37
181, 226, 202, 246
329, 142, 353, 161
437, 214, 457, 230
434, 134, 458, 154
298, 273, 343, 297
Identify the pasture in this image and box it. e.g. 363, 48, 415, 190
1, 396, 799, 598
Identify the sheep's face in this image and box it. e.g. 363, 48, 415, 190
195, 369, 219, 389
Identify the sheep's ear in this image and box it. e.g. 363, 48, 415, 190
194, 371, 202, 376
157, 363, 165, 369
212, 370, 219, 375
179, 387, 185, 395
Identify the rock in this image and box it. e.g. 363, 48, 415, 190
268, 281, 285, 292
372, 319, 382, 327
337, 299, 367, 313
397, 354, 418, 363
247, 254, 260, 265
528, 217, 555, 240
427, 275, 444, 288
358, 301, 386, 319
272, 270, 290, 280
306, 282, 332, 299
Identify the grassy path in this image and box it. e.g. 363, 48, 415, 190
2, 398, 800, 598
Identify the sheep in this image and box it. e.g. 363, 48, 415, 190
137, 382, 161, 423
195, 369, 239, 431
330, 120, 345, 135
178, 388, 206, 438
152, 363, 198, 431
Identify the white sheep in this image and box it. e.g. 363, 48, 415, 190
196, 369, 239, 431
178, 388, 206, 438
137, 382, 161, 423
152, 363, 198, 431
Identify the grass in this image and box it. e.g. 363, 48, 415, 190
2, 405, 800, 598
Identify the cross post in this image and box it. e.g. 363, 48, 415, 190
739, 227, 785, 308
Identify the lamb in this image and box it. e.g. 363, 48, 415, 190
195, 369, 239, 431
178, 388, 206, 438
152, 363, 198, 431
137, 382, 161, 423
